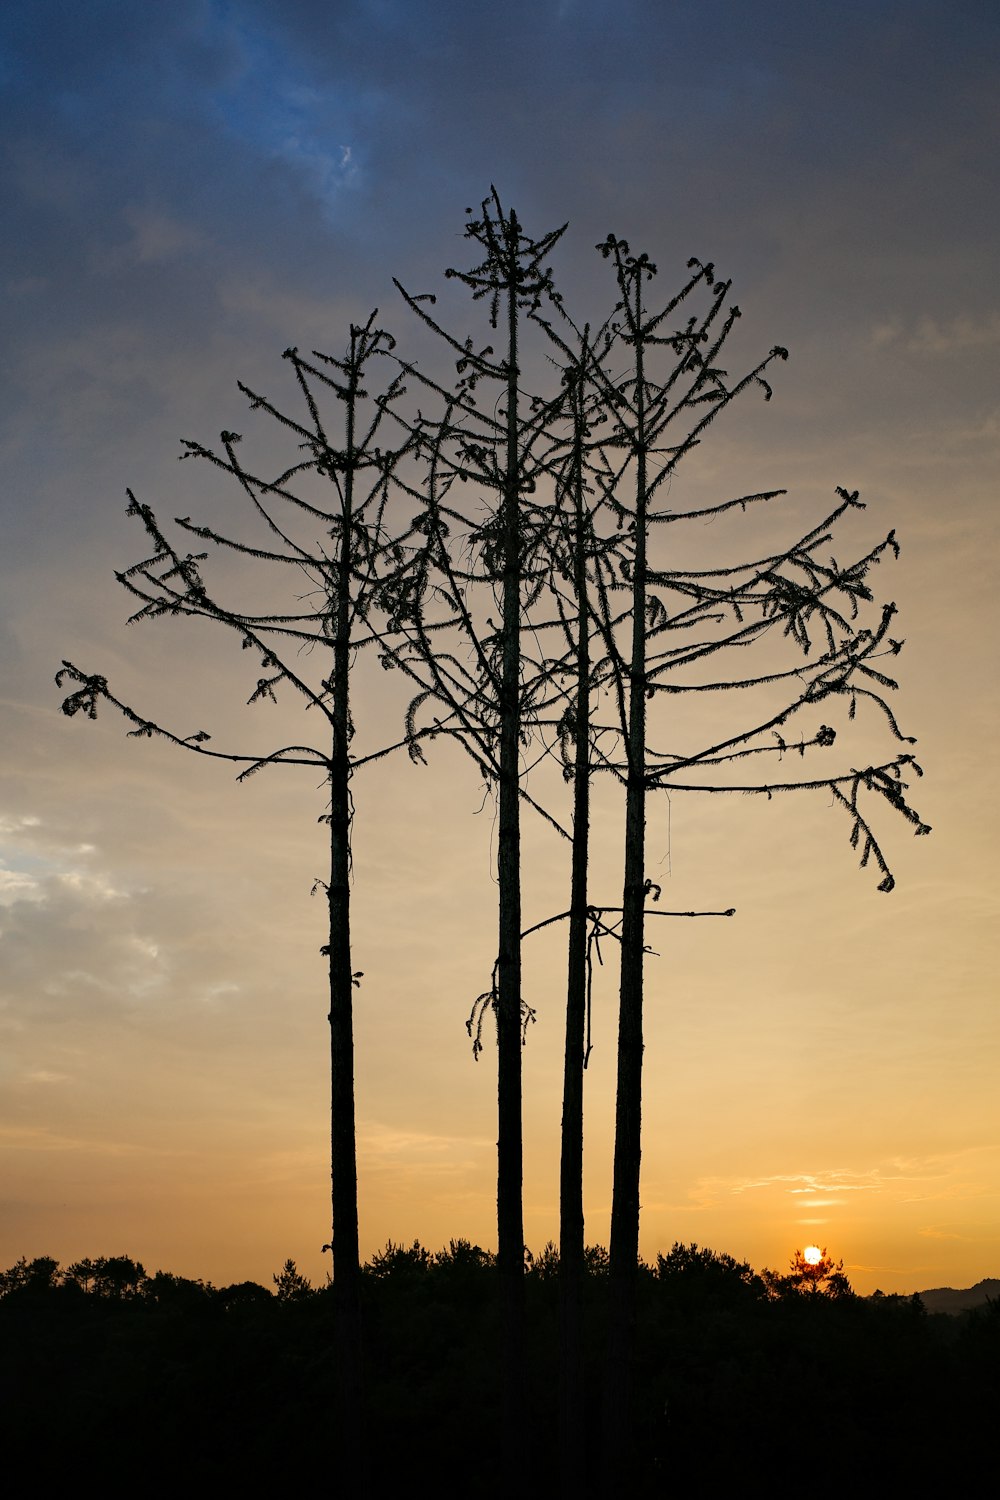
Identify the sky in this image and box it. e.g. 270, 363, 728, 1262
1, 0, 998, 1296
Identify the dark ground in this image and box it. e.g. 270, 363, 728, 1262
2, 1243, 996, 1493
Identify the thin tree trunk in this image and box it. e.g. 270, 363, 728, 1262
559, 363, 591, 1499
329, 337, 363, 1478
604, 283, 648, 1484
497, 214, 525, 1474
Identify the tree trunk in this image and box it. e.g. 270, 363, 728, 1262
559, 367, 591, 1499
329, 340, 363, 1481
603, 286, 648, 1485
497, 215, 525, 1478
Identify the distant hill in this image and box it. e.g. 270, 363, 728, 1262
914, 1278, 1000, 1314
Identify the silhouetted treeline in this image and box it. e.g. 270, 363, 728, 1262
0, 1242, 994, 1491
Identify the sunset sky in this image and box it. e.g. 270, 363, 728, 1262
2, 0, 998, 1296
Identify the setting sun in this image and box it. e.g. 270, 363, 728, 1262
803, 1246, 824, 1266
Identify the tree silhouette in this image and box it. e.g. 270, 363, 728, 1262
57, 312, 421, 1464
765, 1247, 854, 1298
553, 233, 929, 1481
546, 325, 605, 1494
64, 1254, 147, 1297
0, 1255, 62, 1296
54, 193, 928, 1496
272, 1257, 314, 1301
389, 189, 574, 1451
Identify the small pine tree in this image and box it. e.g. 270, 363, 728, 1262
272, 1258, 313, 1301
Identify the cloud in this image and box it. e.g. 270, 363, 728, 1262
695, 1160, 983, 1211
0, 827, 169, 1021
359, 1121, 491, 1179
693, 1151, 1000, 1223
54, 871, 127, 901
0, 1123, 149, 1156
871, 312, 1000, 355
727, 1170, 882, 1196
118, 205, 209, 265
870, 320, 902, 348
910, 313, 1000, 354
0, 813, 127, 910
270, 132, 359, 211
0, 869, 45, 906
216, 275, 347, 341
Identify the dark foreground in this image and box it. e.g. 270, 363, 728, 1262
2, 1243, 996, 1493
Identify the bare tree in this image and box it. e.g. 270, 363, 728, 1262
57, 313, 419, 1471
55, 199, 928, 1497
537, 289, 739, 1492
387, 189, 575, 1456
550, 334, 600, 1494
577, 235, 928, 1479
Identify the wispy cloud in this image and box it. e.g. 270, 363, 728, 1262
0, 1124, 150, 1156
0, 815, 42, 835
871, 312, 1000, 354
691, 1153, 1000, 1221
0, 814, 124, 908
727, 1170, 883, 1196
116, 205, 209, 266
359, 1122, 492, 1179
0, 869, 45, 906
217, 275, 346, 340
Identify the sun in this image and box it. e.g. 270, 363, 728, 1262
803, 1245, 824, 1266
